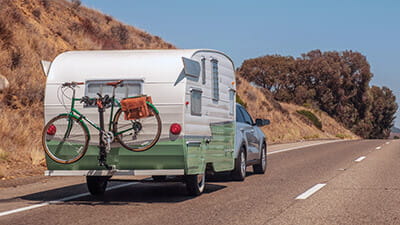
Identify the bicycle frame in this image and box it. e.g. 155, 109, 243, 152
62, 84, 158, 142
64, 86, 121, 139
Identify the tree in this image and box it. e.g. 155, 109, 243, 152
368, 86, 398, 139
239, 55, 295, 101
238, 49, 394, 139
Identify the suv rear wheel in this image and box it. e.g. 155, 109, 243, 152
231, 147, 246, 181
253, 143, 267, 174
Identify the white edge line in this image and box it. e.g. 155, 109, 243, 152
267, 140, 343, 155
0, 203, 49, 217
355, 156, 366, 162
0, 182, 137, 217
386, 142, 390, 145
376, 146, 382, 150
296, 183, 326, 200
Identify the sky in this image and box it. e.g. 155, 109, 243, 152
81, 0, 400, 127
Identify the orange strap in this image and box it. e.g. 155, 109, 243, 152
97, 99, 103, 109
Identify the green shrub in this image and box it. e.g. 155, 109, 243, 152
303, 134, 320, 140
302, 103, 312, 109
336, 133, 352, 139
297, 110, 322, 130
236, 94, 247, 108
0, 148, 8, 161
394, 136, 399, 139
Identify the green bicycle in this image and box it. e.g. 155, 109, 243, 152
42, 80, 162, 165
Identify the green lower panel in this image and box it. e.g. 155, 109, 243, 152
46, 139, 185, 170
118, 141, 185, 170
45, 122, 235, 175
185, 141, 205, 175
206, 122, 235, 172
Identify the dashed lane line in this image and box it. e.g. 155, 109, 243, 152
295, 183, 327, 200
355, 156, 366, 162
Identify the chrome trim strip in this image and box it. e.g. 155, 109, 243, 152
44, 169, 185, 176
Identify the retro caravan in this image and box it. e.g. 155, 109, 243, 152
42, 49, 238, 196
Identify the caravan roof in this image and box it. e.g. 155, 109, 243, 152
47, 49, 234, 83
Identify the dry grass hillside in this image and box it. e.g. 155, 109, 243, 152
0, 0, 359, 180
0, 0, 174, 179
236, 76, 359, 144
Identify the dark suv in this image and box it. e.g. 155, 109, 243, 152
232, 104, 270, 180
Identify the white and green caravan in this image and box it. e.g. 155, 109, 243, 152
42, 49, 267, 196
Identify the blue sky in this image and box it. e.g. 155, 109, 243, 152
82, 0, 400, 127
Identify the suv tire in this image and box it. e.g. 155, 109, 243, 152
231, 147, 246, 181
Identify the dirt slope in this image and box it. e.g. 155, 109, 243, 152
236, 76, 359, 144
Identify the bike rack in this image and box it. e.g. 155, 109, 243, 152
97, 97, 111, 170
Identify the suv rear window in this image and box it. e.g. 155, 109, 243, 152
236, 105, 245, 122
237, 105, 254, 125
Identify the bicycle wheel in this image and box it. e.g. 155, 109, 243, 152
113, 104, 162, 152
42, 115, 89, 164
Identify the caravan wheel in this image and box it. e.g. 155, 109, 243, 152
86, 176, 110, 196
185, 173, 206, 196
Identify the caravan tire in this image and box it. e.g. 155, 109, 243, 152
152, 176, 167, 182
185, 173, 206, 196
86, 176, 110, 196
231, 147, 246, 181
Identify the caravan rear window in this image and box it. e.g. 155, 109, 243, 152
85, 80, 142, 100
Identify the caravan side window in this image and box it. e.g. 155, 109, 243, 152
190, 89, 202, 116
201, 57, 206, 85
85, 80, 142, 100
211, 59, 219, 101
229, 89, 235, 115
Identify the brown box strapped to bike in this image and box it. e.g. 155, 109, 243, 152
120, 96, 153, 120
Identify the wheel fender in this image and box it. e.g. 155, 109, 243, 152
59, 113, 91, 141
235, 143, 247, 159
235, 129, 248, 158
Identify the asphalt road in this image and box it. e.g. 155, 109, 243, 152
0, 139, 398, 225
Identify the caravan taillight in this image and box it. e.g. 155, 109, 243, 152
170, 123, 182, 135
47, 125, 57, 135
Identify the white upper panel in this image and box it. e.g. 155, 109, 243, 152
47, 49, 234, 84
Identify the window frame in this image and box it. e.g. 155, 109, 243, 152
190, 88, 203, 116
240, 106, 254, 125
211, 58, 219, 101
84, 80, 143, 107
201, 57, 206, 85
229, 89, 235, 115
236, 105, 246, 123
